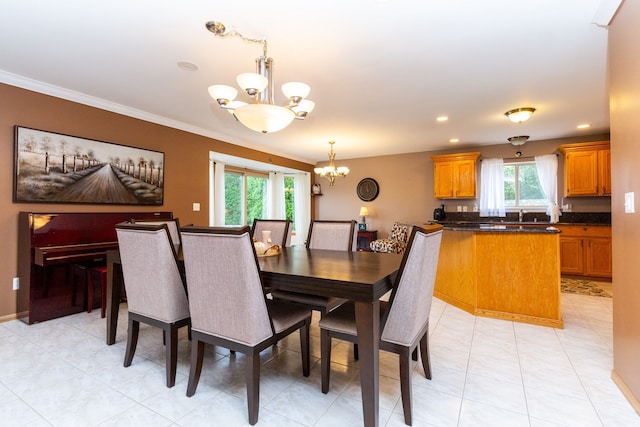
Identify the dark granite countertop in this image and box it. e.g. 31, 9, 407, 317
438, 222, 560, 233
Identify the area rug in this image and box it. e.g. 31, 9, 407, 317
561, 277, 612, 298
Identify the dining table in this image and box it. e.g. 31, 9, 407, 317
105, 245, 403, 427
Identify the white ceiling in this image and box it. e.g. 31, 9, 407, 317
0, 0, 612, 164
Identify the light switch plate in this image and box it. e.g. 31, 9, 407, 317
625, 192, 635, 213
193, 202, 201, 212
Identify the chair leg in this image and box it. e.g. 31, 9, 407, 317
186, 340, 204, 397
300, 318, 311, 377
247, 353, 261, 425
399, 350, 413, 426
124, 317, 139, 367
165, 324, 179, 388
419, 331, 431, 380
320, 328, 332, 394
87, 269, 94, 314
99, 269, 107, 318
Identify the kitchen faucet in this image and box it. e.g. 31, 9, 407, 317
519, 209, 524, 222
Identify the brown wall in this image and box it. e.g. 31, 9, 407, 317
315, 134, 610, 239
609, 0, 640, 409
0, 83, 313, 320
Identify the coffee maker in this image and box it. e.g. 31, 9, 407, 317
433, 204, 446, 221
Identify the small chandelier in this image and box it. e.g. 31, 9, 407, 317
314, 141, 349, 186
206, 21, 315, 133
505, 107, 536, 124
508, 135, 529, 146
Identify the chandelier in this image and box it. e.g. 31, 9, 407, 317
314, 141, 349, 186
205, 21, 315, 133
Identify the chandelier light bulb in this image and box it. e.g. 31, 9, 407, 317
208, 85, 238, 106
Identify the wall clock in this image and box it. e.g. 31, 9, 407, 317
357, 178, 380, 202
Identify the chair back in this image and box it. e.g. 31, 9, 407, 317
130, 218, 182, 251
381, 225, 443, 347
306, 220, 357, 251
251, 219, 292, 247
115, 223, 189, 323
180, 226, 274, 346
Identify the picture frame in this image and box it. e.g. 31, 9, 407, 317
13, 126, 165, 205
312, 183, 322, 195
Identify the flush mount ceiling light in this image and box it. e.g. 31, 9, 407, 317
205, 21, 315, 133
508, 135, 529, 146
314, 141, 349, 186
505, 107, 536, 124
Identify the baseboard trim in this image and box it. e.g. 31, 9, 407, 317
612, 369, 640, 415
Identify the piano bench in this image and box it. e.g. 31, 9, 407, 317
87, 266, 108, 318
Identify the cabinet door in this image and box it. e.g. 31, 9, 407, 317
559, 237, 584, 275
433, 161, 454, 198
455, 159, 477, 198
565, 150, 599, 196
586, 237, 612, 277
598, 149, 611, 196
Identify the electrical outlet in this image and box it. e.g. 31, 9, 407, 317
12, 277, 19, 290
192, 202, 201, 212
457, 206, 462, 212
462, 205, 468, 212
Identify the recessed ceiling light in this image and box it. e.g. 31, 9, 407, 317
577, 123, 591, 129
177, 61, 199, 71
449, 138, 459, 143
436, 116, 448, 122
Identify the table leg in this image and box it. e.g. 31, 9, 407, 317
355, 300, 380, 427
105, 258, 122, 345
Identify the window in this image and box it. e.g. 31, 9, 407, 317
224, 170, 268, 226
284, 176, 296, 230
504, 162, 546, 209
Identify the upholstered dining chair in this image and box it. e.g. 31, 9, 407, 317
319, 225, 443, 426
251, 218, 292, 247
115, 222, 190, 388
270, 220, 357, 316
180, 225, 312, 426
130, 218, 182, 252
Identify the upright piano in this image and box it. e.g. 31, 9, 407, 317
17, 211, 173, 324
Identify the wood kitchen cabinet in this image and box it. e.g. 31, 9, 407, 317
431, 152, 480, 198
559, 141, 611, 196
557, 224, 612, 278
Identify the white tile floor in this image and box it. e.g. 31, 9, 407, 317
1, 293, 638, 426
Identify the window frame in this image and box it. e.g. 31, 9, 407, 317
503, 160, 548, 212
223, 167, 269, 226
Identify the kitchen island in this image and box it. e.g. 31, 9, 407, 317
434, 222, 563, 328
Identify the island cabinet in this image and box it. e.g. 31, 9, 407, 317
434, 225, 563, 328
559, 141, 611, 196
431, 152, 480, 199
556, 224, 612, 278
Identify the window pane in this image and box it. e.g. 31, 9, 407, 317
284, 176, 296, 229
224, 173, 242, 225
518, 164, 546, 206
504, 165, 516, 207
246, 176, 267, 225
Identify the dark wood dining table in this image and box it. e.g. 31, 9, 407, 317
105, 245, 403, 427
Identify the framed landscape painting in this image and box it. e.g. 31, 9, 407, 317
13, 126, 165, 205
